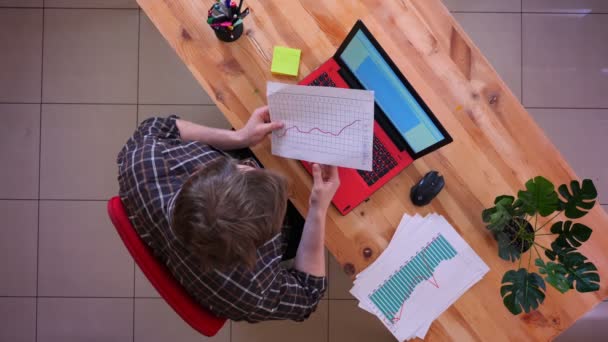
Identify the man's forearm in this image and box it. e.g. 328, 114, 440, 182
175, 119, 247, 150
294, 206, 327, 277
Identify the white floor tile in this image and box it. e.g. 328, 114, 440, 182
328, 254, 354, 299
45, 0, 138, 8
135, 265, 160, 298
40, 104, 136, 200
37, 297, 133, 342
329, 300, 394, 342
524, 0, 608, 13
38, 201, 134, 297
530, 108, 607, 204
443, 0, 520, 12
555, 301, 608, 341
0, 297, 36, 342
135, 298, 230, 342
42, 9, 138, 103
0, 104, 40, 199
0, 8, 42, 102
0, 201, 38, 296
232, 300, 328, 342
0, 0, 41, 6
523, 13, 608, 108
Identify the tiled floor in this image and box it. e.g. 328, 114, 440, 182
0, 0, 606, 341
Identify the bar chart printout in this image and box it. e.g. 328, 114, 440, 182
370, 234, 457, 324
350, 214, 489, 341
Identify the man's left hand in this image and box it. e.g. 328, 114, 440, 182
236, 106, 284, 147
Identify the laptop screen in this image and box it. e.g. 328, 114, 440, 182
338, 30, 446, 153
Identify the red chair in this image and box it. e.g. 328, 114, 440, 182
107, 196, 227, 337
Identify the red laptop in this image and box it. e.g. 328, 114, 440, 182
298, 20, 452, 215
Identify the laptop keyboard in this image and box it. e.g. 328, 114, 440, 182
307, 72, 337, 87
307, 71, 396, 186
358, 136, 398, 186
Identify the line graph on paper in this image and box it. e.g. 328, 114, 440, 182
276, 119, 362, 138
369, 234, 457, 324
267, 82, 375, 171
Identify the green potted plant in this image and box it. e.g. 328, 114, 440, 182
482, 176, 601, 315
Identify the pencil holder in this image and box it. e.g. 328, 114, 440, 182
213, 23, 244, 42
207, 1, 249, 43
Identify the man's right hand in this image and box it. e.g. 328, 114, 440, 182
309, 164, 340, 212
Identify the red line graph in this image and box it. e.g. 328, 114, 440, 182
276, 119, 361, 138
390, 250, 440, 324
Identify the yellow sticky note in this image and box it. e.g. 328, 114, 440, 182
271, 46, 301, 76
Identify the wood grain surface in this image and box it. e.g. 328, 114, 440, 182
137, 0, 608, 340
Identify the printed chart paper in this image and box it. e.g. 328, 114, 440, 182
351, 214, 490, 341
267, 81, 374, 170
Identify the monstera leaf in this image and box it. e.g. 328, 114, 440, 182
550, 221, 592, 248
545, 240, 575, 261
560, 252, 600, 292
536, 258, 570, 293
501, 269, 546, 315
482, 196, 525, 232
517, 176, 559, 217
558, 179, 597, 219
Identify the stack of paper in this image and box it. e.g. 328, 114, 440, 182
350, 214, 489, 341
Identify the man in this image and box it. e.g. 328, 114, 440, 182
117, 106, 339, 322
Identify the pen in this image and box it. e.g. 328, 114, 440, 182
239, 7, 250, 19
210, 21, 234, 28
237, 0, 244, 14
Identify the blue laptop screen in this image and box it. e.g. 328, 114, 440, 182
339, 30, 445, 153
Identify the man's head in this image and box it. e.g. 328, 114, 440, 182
172, 157, 288, 272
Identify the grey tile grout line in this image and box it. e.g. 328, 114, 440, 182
35, 3, 44, 341
0, 102, 218, 107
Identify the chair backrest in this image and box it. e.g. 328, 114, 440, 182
107, 197, 227, 337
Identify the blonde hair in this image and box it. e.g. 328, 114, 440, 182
172, 157, 288, 272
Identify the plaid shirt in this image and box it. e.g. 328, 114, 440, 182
117, 116, 326, 322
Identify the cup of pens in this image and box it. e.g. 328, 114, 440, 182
207, 0, 249, 42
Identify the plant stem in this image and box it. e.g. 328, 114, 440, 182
534, 242, 551, 251
535, 233, 555, 236
534, 213, 538, 230
533, 245, 542, 262
535, 211, 561, 232
527, 246, 533, 271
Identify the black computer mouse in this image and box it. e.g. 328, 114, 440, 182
410, 171, 445, 206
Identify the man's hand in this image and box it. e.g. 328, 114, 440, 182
309, 164, 340, 212
236, 106, 284, 147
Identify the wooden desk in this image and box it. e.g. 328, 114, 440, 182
138, 0, 608, 340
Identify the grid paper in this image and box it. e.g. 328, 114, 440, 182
267, 82, 374, 171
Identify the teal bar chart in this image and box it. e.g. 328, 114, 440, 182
369, 234, 457, 323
